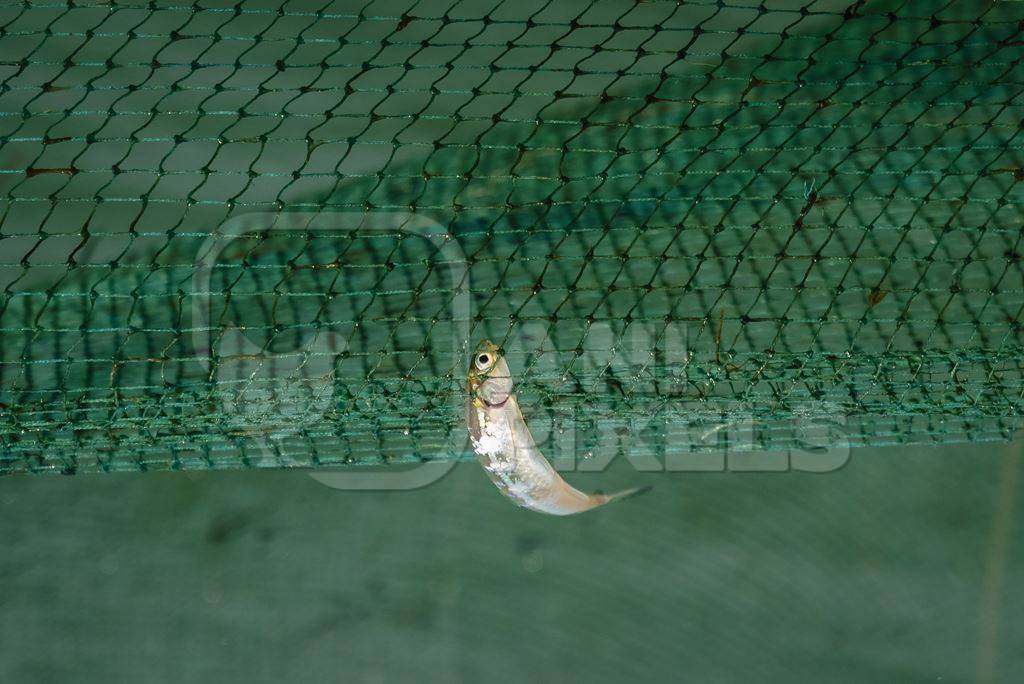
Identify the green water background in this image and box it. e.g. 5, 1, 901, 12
1, 441, 1021, 682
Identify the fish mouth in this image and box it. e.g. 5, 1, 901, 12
481, 396, 509, 408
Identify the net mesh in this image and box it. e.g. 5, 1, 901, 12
1, 0, 1022, 474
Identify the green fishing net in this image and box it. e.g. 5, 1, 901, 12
0, 0, 1022, 474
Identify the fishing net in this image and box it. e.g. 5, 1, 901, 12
1, 0, 1022, 474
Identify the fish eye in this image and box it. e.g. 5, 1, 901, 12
475, 353, 491, 370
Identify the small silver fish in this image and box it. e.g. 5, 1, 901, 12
467, 340, 648, 515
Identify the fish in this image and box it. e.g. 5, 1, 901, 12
467, 340, 649, 515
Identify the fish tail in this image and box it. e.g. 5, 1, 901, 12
593, 484, 652, 507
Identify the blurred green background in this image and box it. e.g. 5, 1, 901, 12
1, 440, 1021, 682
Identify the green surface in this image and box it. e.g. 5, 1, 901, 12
1, 441, 1022, 682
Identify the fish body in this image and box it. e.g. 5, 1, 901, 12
467, 340, 647, 515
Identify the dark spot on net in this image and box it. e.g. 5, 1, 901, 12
604, 369, 625, 396
26, 167, 77, 178
396, 14, 413, 31
991, 167, 1024, 181
867, 288, 888, 306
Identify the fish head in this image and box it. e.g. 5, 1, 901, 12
468, 339, 513, 407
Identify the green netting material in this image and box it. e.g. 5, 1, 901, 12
1, 0, 1023, 474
